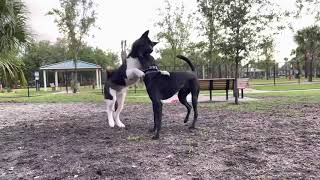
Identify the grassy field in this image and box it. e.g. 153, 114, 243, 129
201, 90, 320, 111
251, 83, 320, 91
249, 77, 320, 85
1, 84, 320, 115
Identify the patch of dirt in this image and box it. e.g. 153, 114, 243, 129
0, 102, 319, 179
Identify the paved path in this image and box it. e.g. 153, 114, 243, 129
153, 88, 320, 103
244, 88, 320, 93
161, 94, 257, 103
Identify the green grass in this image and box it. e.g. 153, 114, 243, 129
252, 83, 320, 91
0, 87, 151, 103
200, 90, 320, 112
1, 85, 320, 114
250, 77, 320, 85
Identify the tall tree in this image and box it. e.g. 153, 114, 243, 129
197, 0, 223, 77
294, 26, 320, 82
260, 37, 275, 80
0, 51, 26, 88
293, 37, 308, 78
295, 0, 320, 21
214, 0, 283, 104
48, 0, 97, 93
156, 0, 193, 70
0, 0, 29, 87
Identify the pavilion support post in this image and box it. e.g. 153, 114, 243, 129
96, 69, 99, 89
43, 70, 47, 91
98, 69, 102, 89
55, 71, 59, 91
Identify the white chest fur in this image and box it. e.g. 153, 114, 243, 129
126, 57, 141, 69
125, 57, 144, 86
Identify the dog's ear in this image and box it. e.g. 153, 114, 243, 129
141, 30, 149, 38
152, 41, 158, 47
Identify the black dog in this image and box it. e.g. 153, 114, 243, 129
139, 54, 200, 139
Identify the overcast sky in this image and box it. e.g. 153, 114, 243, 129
23, 0, 316, 65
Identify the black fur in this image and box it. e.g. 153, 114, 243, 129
104, 30, 157, 100
140, 54, 200, 140
128, 30, 158, 58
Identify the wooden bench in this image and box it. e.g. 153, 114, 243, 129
199, 78, 249, 101
237, 78, 250, 98
199, 78, 235, 101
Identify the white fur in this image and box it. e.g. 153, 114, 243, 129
125, 57, 145, 86
107, 56, 162, 128
160, 70, 170, 76
126, 57, 141, 69
113, 88, 127, 128
105, 88, 117, 127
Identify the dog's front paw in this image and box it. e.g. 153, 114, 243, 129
138, 71, 145, 77
152, 135, 159, 140
160, 71, 170, 76
115, 119, 125, 128
108, 119, 115, 128
148, 127, 156, 133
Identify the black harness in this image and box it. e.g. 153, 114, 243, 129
143, 66, 159, 75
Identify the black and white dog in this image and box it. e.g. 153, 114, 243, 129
139, 54, 200, 139
104, 30, 169, 128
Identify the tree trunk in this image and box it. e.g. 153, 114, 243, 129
266, 63, 269, 80
225, 64, 228, 78
315, 63, 317, 78
304, 53, 308, 78
73, 48, 79, 93
235, 59, 239, 105
308, 54, 313, 82
246, 64, 249, 78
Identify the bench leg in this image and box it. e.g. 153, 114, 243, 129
210, 89, 212, 101
226, 89, 228, 100
241, 89, 244, 98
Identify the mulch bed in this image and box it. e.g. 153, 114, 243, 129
0, 102, 319, 179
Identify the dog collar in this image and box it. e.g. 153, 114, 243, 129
143, 66, 159, 73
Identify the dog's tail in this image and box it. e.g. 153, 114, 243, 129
176, 55, 195, 72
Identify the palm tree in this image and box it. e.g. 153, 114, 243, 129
0, 0, 28, 87
294, 26, 320, 82
0, 51, 26, 87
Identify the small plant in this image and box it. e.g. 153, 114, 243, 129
127, 135, 143, 142
70, 80, 80, 93
6, 88, 12, 93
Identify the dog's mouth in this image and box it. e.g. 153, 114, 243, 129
147, 49, 153, 53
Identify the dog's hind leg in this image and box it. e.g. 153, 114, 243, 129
178, 89, 192, 123
105, 88, 117, 128
113, 89, 127, 128
189, 88, 199, 129
148, 110, 157, 133
151, 100, 162, 140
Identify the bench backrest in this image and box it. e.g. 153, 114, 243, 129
199, 79, 234, 90
237, 78, 249, 89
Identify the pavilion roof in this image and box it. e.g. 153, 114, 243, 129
40, 60, 102, 70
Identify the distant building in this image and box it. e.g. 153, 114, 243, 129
244, 68, 265, 79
